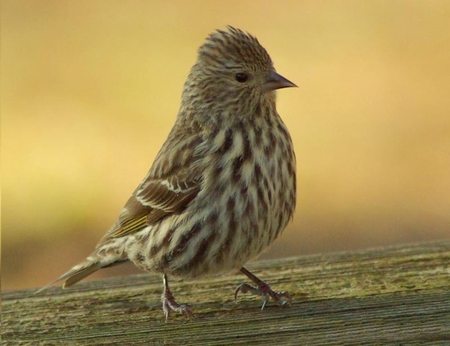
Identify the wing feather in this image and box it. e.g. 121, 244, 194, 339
97, 122, 203, 244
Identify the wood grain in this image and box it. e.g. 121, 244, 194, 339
2, 241, 449, 345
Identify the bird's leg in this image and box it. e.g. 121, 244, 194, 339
235, 267, 291, 309
161, 274, 193, 321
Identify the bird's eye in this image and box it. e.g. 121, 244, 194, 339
235, 73, 249, 83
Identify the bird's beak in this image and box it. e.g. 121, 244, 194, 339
262, 71, 297, 92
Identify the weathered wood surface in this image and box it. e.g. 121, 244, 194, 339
2, 241, 450, 345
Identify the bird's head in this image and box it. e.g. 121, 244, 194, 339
181, 27, 296, 124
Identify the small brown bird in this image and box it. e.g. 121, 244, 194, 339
41, 26, 297, 320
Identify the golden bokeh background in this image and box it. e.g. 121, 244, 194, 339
3, 1, 450, 290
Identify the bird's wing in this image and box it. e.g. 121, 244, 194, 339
99, 173, 200, 242
136, 171, 201, 224
97, 122, 204, 244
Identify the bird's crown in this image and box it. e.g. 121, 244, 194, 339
198, 26, 273, 71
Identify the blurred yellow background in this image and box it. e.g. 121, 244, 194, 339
2, 1, 450, 291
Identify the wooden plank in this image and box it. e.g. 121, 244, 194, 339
2, 241, 449, 345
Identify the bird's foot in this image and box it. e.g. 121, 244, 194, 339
234, 283, 291, 309
235, 267, 292, 309
162, 292, 193, 321
162, 274, 193, 321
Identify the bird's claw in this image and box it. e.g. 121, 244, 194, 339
161, 274, 193, 321
234, 282, 292, 309
161, 291, 193, 321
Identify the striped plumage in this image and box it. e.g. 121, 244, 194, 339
43, 27, 297, 319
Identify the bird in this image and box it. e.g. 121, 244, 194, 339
39, 26, 297, 320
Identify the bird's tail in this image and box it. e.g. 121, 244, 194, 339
35, 250, 127, 294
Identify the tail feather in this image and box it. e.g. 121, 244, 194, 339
62, 262, 103, 288
35, 252, 124, 294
